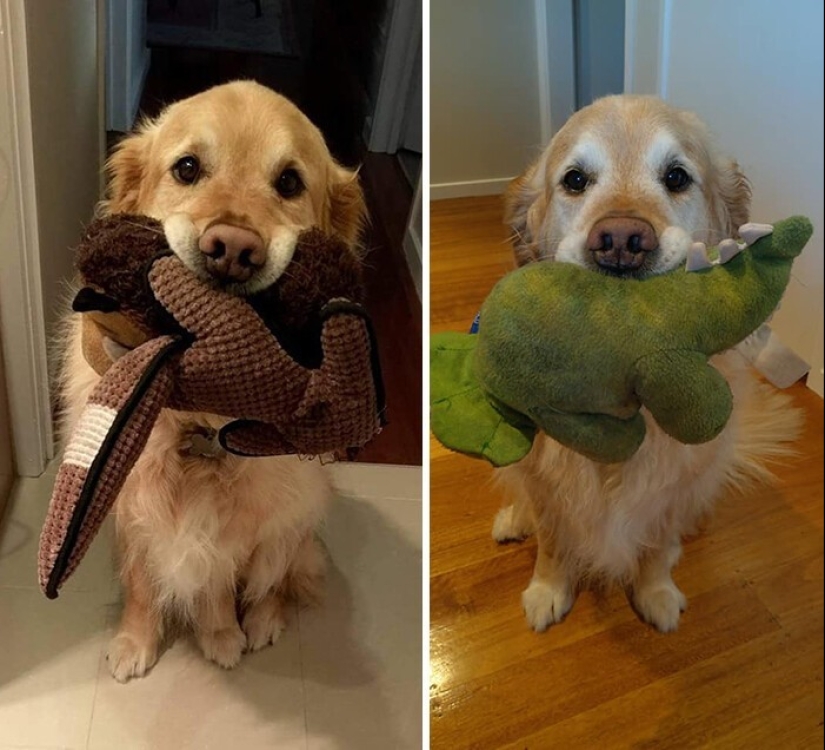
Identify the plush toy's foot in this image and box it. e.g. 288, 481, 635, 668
107, 632, 159, 683
522, 578, 575, 632
197, 625, 247, 669
492, 504, 533, 543
242, 593, 286, 652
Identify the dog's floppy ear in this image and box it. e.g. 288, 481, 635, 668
714, 158, 752, 235
327, 164, 368, 253
504, 158, 547, 266
100, 124, 155, 215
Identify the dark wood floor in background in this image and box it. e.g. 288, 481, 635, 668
430, 195, 824, 749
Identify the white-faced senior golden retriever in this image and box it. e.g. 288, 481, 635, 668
59, 80, 367, 681
494, 94, 800, 633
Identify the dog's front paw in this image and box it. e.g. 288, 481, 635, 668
492, 505, 532, 543
107, 632, 159, 683
198, 626, 247, 668
522, 579, 574, 632
632, 582, 687, 633
242, 599, 285, 652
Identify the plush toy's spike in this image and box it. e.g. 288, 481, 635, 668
686, 241, 712, 272
739, 222, 773, 245
718, 238, 743, 264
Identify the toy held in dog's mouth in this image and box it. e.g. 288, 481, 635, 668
39, 214, 386, 599
430, 215, 812, 468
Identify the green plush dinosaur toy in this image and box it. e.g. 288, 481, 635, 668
430, 215, 813, 466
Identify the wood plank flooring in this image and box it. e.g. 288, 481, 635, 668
429, 195, 824, 749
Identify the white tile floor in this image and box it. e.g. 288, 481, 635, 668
0, 461, 422, 750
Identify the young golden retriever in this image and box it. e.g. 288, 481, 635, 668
59, 80, 366, 681
494, 95, 800, 633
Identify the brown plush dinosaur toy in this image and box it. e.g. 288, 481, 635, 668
39, 215, 385, 599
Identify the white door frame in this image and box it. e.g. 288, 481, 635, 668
0, 0, 54, 476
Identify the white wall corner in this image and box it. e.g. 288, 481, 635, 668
0, 0, 54, 475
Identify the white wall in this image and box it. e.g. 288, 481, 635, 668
626, 0, 824, 396
24, 0, 103, 342
0, 0, 103, 475
430, 0, 543, 198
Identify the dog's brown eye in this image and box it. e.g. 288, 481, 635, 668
275, 168, 304, 198
562, 169, 589, 193
664, 166, 691, 192
172, 156, 201, 185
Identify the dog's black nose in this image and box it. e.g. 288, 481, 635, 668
587, 217, 658, 273
199, 224, 265, 282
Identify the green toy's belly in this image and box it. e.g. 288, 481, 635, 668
475, 262, 647, 421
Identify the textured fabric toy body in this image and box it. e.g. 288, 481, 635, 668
430, 216, 812, 467
40, 216, 385, 598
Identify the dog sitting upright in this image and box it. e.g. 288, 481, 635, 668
493, 95, 800, 633
58, 80, 367, 681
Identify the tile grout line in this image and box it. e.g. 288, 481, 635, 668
296, 604, 310, 750
82, 605, 110, 750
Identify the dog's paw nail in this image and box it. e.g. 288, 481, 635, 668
522, 579, 574, 632
242, 608, 286, 652
199, 627, 247, 669
632, 584, 687, 633
107, 633, 158, 683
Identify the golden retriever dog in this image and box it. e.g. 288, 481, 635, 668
59, 80, 366, 681
494, 94, 800, 633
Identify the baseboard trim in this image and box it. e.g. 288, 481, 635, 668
327, 463, 422, 502
430, 177, 514, 201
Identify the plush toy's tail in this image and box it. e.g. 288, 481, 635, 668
38, 336, 184, 598
430, 332, 536, 466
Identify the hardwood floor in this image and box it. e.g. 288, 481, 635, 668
429, 196, 824, 749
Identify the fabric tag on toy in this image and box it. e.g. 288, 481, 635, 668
469, 311, 481, 334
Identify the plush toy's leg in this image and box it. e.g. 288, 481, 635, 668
628, 536, 687, 633
107, 558, 163, 682
522, 528, 575, 633
431, 333, 536, 466
194, 586, 247, 669
633, 351, 733, 445
530, 407, 646, 464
